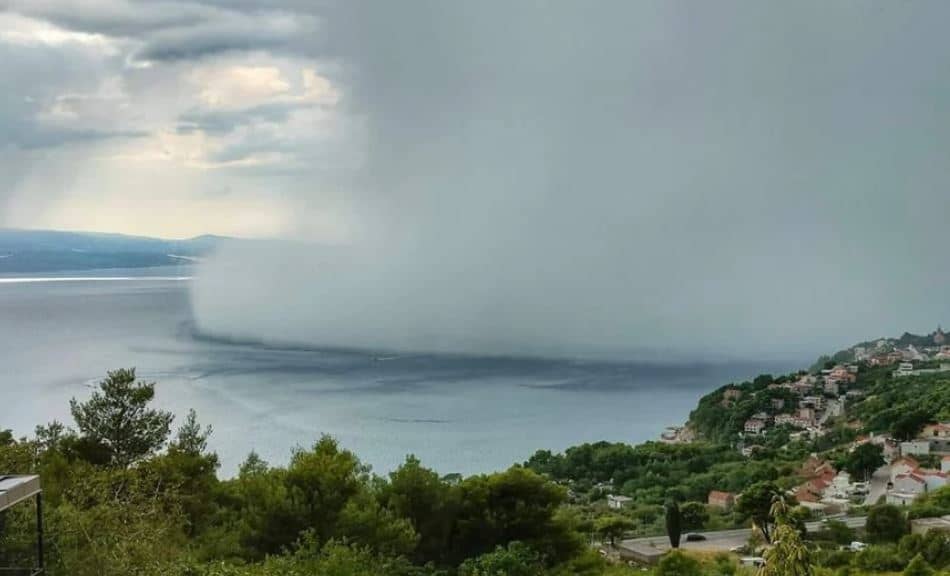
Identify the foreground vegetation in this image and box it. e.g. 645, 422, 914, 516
2, 361, 950, 575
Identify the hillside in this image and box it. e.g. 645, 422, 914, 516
0, 229, 230, 273
689, 327, 950, 444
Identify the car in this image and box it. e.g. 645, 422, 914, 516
729, 545, 745, 554
684, 533, 706, 542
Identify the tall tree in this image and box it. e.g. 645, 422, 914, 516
761, 496, 812, 576
665, 500, 682, 549
70, 368, 173, 467
866, 503, 908, 543
736, 481, 781, 543
843, 443, 885, 481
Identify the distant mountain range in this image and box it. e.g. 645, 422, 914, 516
0, 229, 231, 273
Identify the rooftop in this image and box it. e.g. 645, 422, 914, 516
0, 475, 41, 512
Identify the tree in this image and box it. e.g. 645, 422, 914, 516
458, 542, 544, 576
170, 409, 214, 457
679, 501, 709, 530
843, 443, 885, 481
866, 503, 908, 543
892, 409, 932, 442
656, 550, 702, 576
817, 520, 855, 545
70, 368, 174, 467
379, 455, 458, 564
736, 481, 781, 543
665, 500, 682, 549
594, 515, 634, 548
285, 436, 367, 544
903, 553, 935, 576
761, 497, 812, 576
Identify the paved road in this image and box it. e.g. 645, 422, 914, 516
865, 465, 890, 506
619, 516, 867, 555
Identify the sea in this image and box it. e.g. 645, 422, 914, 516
0, 267, 795, 477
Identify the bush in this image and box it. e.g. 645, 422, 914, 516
656, 551, 702, 576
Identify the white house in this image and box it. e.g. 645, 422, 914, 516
942, 456, 950, 474
744, 419, 767, 435
922, 423, 950, 440
895, 362, 915, 377
607, 494, 633, 510
891, 457, 920, 482
901, 440, 931, 457
917, 470, 948, 492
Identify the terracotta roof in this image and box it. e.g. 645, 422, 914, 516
893, 456, 920, 468
896, 473, 926, 484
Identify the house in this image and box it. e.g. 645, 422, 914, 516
891, 456, 920, 482
921, 423, 950, 440
707, 490, 736, 510
901, 440, 931, 457
895, 362, 915, 377
828, 366, 856, 383
800, 395, 825, 410
771, 398, 786, 410
911, 516, 950, 535
892, 473, 927, 496
921, 470, 948, 491
887, 491, 918, 506
744, 419, 766, 435
824, 380, 840, 395
826, 472, 853, 499
942, 456, 950, 474
607, 494, 633, 510
800, 408, 817, 423
775, 414, 806, 428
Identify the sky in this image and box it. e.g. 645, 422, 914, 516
2, 1, 950, 359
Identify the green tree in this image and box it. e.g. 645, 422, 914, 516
843, 443, 885, 481
450, 466, 579, 566
679, 501, 709, 530
866, 503, 908, 543
379, 455, 458, 565
285, 436, 367, 543
458, 542, 544, 576
761, 497, 812, 576
170, 409, 214, 457
892, 409, 932, 442
816, 520, 855, 545
656, 550, 702, 576
736, 481, 781, 543
903, 553, 935, 576
69, 368, 174, 467
593, 515, 634, 547
665, 500, 682, 549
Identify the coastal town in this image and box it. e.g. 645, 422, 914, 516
661, 328, 950, 516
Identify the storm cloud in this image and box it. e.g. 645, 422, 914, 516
3, 1, 950, 359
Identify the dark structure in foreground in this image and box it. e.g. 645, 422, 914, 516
0, 475, 43, 575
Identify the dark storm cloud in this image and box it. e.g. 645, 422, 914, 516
5, 0, 950, 359
3, 0, 321, 63
193, 1, 950, 361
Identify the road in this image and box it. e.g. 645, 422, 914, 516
865, 465, 890, 506
619, 516, 867, 555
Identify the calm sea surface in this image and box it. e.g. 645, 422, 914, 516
0, 268, 794, 476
